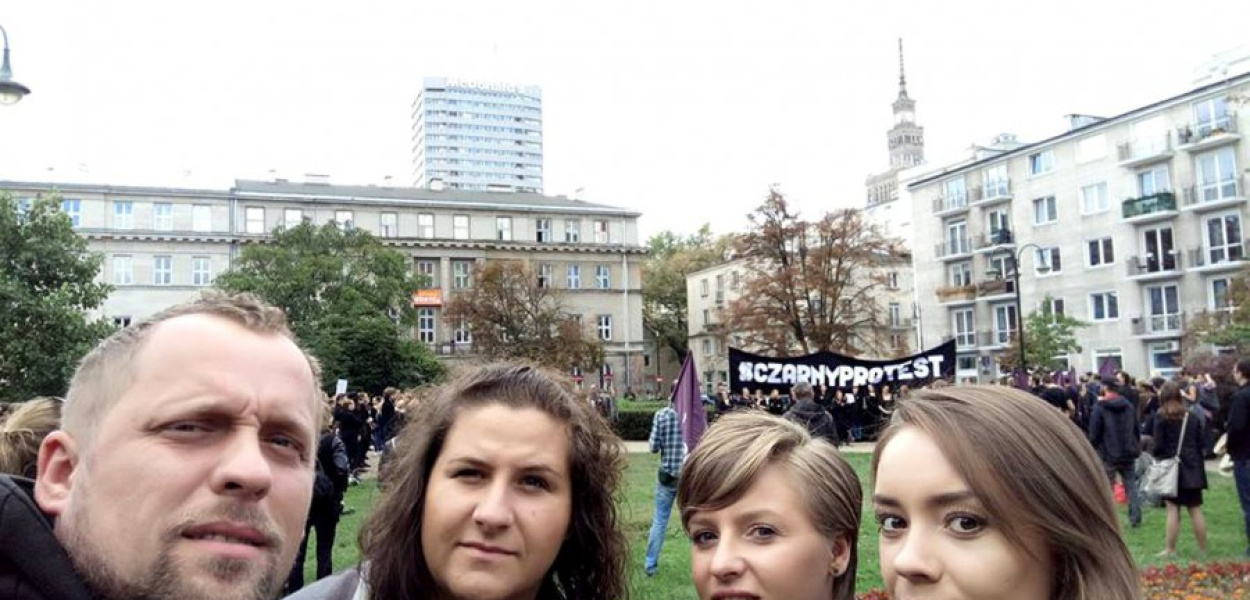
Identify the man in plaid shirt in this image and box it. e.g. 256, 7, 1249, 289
644, 397, 686, 576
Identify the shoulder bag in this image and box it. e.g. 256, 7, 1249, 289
1142, 412, 1188, 498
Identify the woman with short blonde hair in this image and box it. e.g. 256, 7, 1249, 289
679, 412, 861, 600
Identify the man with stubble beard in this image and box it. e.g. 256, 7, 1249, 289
0, 291, 322, 600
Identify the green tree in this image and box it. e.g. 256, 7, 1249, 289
442, 260, 603, 370
996, 296, 1088, 373
1, 192, 115, 402
215, 221, 444, 392
642, 225, 729, 361
1185, 263, 1250, 354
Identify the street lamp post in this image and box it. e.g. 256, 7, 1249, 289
0, 23, 32, 105
986, 241, 1050, 377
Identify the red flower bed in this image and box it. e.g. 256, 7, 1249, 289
854, 562, 1250, 600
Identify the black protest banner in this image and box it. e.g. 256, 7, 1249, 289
728, 340, 956, 394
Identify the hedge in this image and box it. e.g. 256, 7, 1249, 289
607, 398, 716, 441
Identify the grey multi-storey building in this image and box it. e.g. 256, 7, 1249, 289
1, 177, 653, 389
411, 77, 544, 193
910, 72, 1249, 382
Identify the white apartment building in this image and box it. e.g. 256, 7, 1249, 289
2, 177, 653, 389
911, 73, 1250, 382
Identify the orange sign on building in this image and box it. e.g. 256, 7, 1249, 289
412, 289, 443, 307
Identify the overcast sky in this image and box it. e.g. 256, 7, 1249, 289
2, 1, 1247, 239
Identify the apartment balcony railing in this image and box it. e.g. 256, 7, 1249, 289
935, 284, 976, 303
977, 330, 1014, 348
1131, 312, 1185, 337
971, 180, 1012, 205
935, 237, 973, 260
1188, 242, 1248, 270
1126, 253, 1183, 278
433, 342, 477, 355
1116, 135, 1173, 167
949, 333, 977, 350
1182, 175, 1244, 212
976, 278, 1015, 298
972, 229, 1016, 251
1177, 115, 1240, 151
932, 193, 970, 216
1121, 192, 1178, 222
889, 318, 915, 330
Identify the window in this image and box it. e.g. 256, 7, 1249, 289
731, 270, 740, 290
452, 261, 473, 289
496, 216, 512, 241
1035, 246, 1061, 274
1032, 196, 1057, 225
245, 207, 265, 234
595, 265, 610, 289
1211, 277, 1232, 310
953, 308, 974, 348
112, 255, 133, 285
942, 177, 967, 206
715, 274, 725, 303
416, 259, 437, 288
1092, 349, 1123, 375
153, 256, 173, 285
1046, 297, 1066, 317
535, 218, 552, 243
537, 263, 553, 288
453, 214, 470, 239
887, 271, 899, 289
192, 257, 212, 286
593, 220, 609, 244
945, 219, 969, 254
335, 210, 354, 229
1142, 226, 1177, 272
381, 212, 399, 238
1090, 291, 1119, 321
949, 261, 972, 287
412, 213, 431, 238
564, 219, 580, 243
153, 203, 173, 230
985, 208, 1010, 241
993, 304, 1018, 344
1028, 150, 1054, 176
597, 315, 613, 341
1145, 284, 1182, 333
112, 316, 132, 328
1075, 134, 1107, 163
1193, 96, 1230, 137
453, 318, 472, 344
982, 164, 1009, 198
192, 205, 212, 232
701, 338, 712, 356
60, 199, 81, 227
889, 303, 902, 326
956, 355, 977, 373
1080, 182, 1109, 214
418, 308, 436, 343
1195, 147, 1239, 202
1205, 214, 1244, 264
113, 201, 134, 229
283, 208, 303, 229
700, 278, 709, 297
1087, 237, 1115, 267
702, 309, 710, 325
567, 264, 581, 289
1137, 165, 1171, 196
1149, 342, 1181, 377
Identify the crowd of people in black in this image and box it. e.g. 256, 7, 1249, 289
707, 381, 909, 445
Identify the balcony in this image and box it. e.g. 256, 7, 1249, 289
1182, 175, 1245, 213
889, 318, 915, 330
1192, 309, 1236, 330
1177, 116, 1240, 153
932, 194, 970, 217
1121, 192, 1178, 224
977, 329, 1013, 348
1188, 242, 1248, 272
1126, 253, 1183, 281
1131, 313, 1185, 338
935, 284, 976, 305
971, 180, 1013, 206
976, 278, 1015, 300
1117, 136, 1174, 168
935, 237, 973, 261
972, 229, 1016, 253
949, 333, 977, 351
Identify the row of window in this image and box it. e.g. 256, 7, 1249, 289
111, 255, 214, 286
416, 259, 615, 290
421, 97, 541, 114
423, 134, 542, 149
944, 212, 1244, 284
416, 310, 613, 344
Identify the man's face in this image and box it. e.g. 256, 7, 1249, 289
36, 314, 318, 600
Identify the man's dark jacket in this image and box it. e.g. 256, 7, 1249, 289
1229, 383, 1250, 461
1088, 395, 1141, 464
0, 475, 94, 600
783, 401, 839, 445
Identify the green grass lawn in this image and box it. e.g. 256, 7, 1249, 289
301, 453, 1247, 598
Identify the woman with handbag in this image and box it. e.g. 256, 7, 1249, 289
1152, 381, 1209, 557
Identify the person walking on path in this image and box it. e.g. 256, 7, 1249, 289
1089, 375, 1143, 527
1153, 382, 1209, 557
1229, 358, 1250, 555
644, 396, 685, 577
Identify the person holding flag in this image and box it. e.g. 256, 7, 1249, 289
645, 352, 706, 577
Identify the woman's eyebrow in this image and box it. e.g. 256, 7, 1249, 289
872, 490, 977, 509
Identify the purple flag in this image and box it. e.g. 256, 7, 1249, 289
1098, 357, 1116, 378
673, 352, 707, 451
1012, 369, 1030, 390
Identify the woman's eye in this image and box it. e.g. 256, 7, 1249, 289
691, 530, 718, 547
748, 525, 778, 540
453, 469, 484, 481
876, 514, 907, 533
520, 475, 550, 491
946, 514, 987, 535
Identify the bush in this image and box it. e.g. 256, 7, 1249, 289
609, 401, 716, 441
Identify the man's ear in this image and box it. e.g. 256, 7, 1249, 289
34, 431, 80, 517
